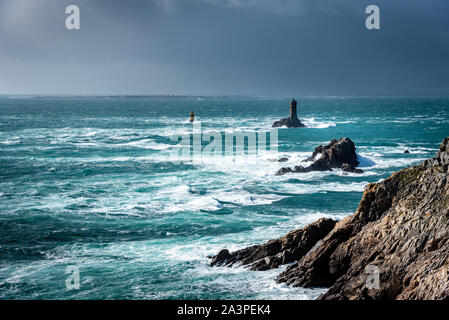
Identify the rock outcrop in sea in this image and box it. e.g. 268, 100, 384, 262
275, 137, 363, 175
210, 137, 449, 300
272, 99, 305, 128
210, 218, 337, 271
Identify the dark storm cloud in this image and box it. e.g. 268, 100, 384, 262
0, 0, 448, 95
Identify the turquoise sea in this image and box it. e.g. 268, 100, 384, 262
0, 96, 448, 299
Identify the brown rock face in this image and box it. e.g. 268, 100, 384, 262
276, 138, 361, 175
277, 137, 449, 300
210, 218, 337, 271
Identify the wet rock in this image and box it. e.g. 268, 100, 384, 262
209, 218, 337, 271
341, 163, 364, 174
277, 138, 361, 175
272, 99, 305, 128
404, 150, 410, 154
210, 249, 231, 266
272, 117, 305, 128
268, 157, 289, 163
275, 167, 293, 176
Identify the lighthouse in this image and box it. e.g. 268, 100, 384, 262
272, 99, 305, 128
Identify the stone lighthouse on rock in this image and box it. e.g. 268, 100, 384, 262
272, 99, 305, 128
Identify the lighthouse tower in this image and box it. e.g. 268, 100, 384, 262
290, 99, 298, 120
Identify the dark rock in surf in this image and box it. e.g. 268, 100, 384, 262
209, 218, 337, 271
272, 117, 305, 128
210, 249, 231, 266
404, 150, 410, 154
276, 138, 361, 175
267, 157, 289, 163
341, 163, 364, 174
272, 99, 305, 128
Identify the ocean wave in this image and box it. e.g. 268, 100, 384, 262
274, 181, 368, 194
301, 117, 336, 129
0, 137, 21, 145
157, 188, 286, 213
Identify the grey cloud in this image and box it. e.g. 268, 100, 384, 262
0, 0, 448, 95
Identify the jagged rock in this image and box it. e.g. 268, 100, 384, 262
275, 137, 449, 300
209, 218, 337, 271
272, 99, 305, 128
210, 249, 231, 266
276, 167, 293, 175
276, 138, 360, 175
341, 163, 364, 174
436, 137, 449, 165
404, 150, 410, 154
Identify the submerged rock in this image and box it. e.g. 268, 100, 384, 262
209, 218, 337, 271
272, 117, 305, 128
268, 157, 289, 163
210, 249, 231, 266
276, 138, 362, 175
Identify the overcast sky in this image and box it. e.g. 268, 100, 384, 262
0, 0, 448, 96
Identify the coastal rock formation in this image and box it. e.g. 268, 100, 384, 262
210, 218, 337, 271
276, 137, 449, 299
210, 137, 449, 300
276, 138, 361, 175
272, 99, 305, 128
272, 117, 305, 128
268, 157, 289, 163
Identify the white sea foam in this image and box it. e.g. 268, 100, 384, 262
357, 152, 424, 169
274, 181, 368, 194
302, 117, 337, 129
156, 187, 286, 213
0, 137, 21, 145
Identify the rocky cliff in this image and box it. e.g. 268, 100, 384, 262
211, 137, 449, 300
210, 218, 337, 271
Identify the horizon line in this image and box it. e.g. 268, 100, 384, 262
2, 93, 449, 99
